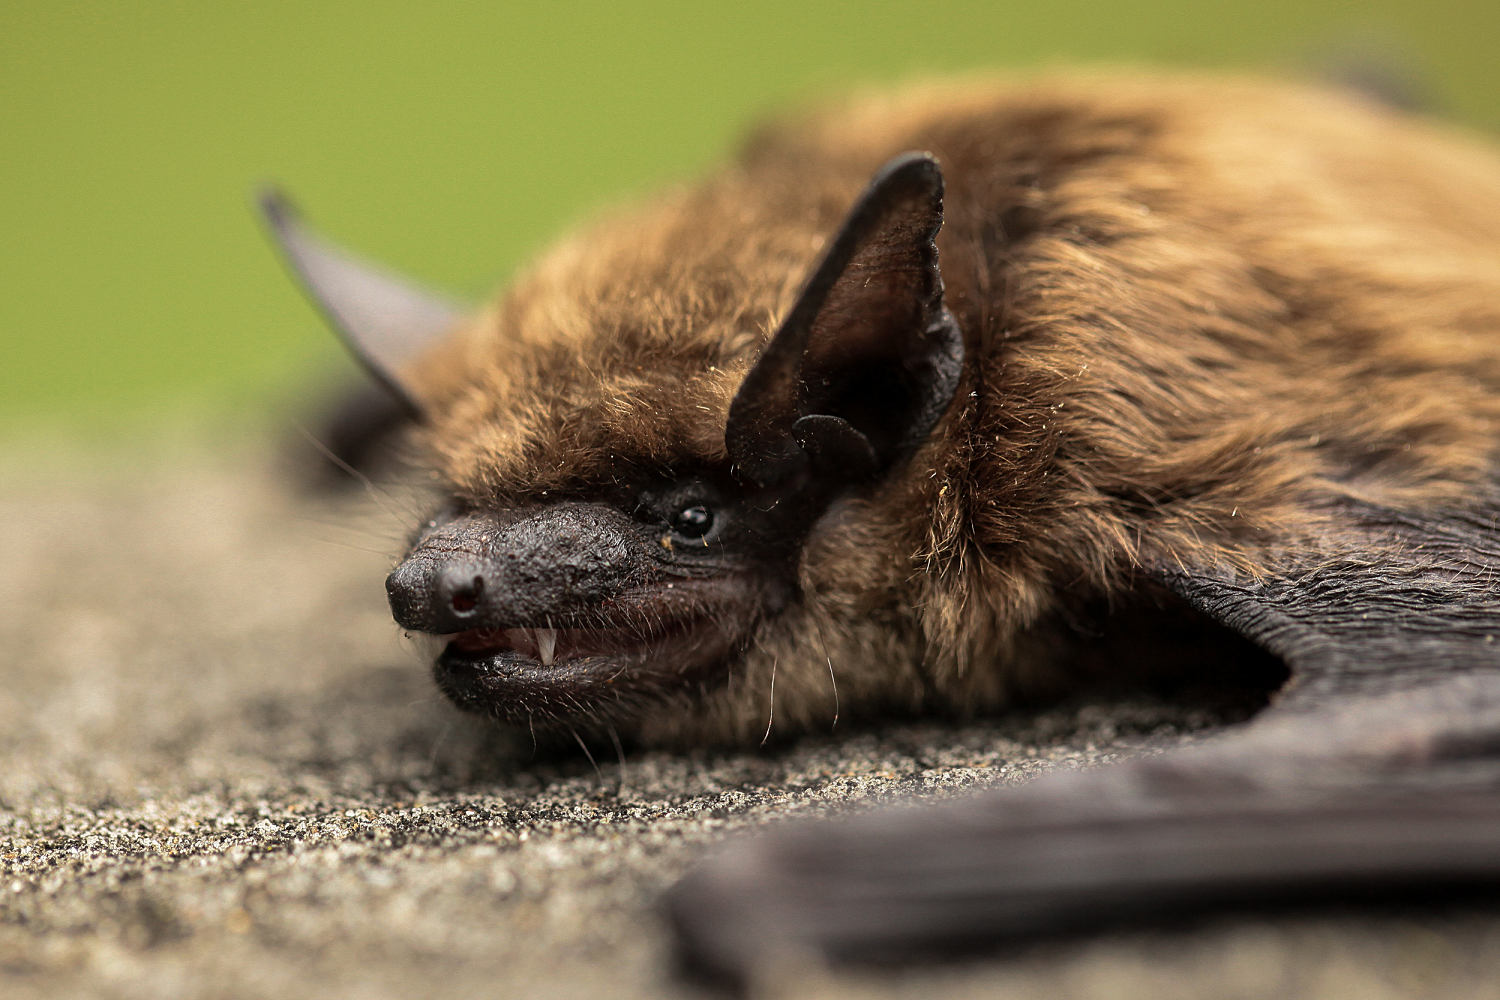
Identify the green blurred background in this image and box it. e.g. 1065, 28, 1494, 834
4, 1, 1497, 440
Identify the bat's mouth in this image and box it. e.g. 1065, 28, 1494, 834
446, 624, 651, 666
433, 614, 741, 725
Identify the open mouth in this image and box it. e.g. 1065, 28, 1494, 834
445, 624, 658, 667
433, 615, 741, 725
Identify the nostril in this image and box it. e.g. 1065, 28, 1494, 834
450, 574, 484, 614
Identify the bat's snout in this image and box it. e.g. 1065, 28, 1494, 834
385, 504, 648, 634
387, 557, 491, 633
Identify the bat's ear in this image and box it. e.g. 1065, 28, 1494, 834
726, 153, 965, 488
257, 188, 467, 419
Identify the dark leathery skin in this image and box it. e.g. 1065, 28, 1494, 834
387, 503, 654, 633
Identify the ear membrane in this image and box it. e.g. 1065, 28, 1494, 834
726, 152, 965, 487
258, 188, 467, 418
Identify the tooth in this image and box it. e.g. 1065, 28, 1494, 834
537, 628, 557, 667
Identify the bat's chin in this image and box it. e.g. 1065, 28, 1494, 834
432, 617, 742, 726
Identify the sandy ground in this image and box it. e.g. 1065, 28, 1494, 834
2, 437, 1498, 999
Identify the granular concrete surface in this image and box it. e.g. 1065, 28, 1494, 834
2, 437, 1499, 1000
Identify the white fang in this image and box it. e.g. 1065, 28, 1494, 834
537, 628, 558, 667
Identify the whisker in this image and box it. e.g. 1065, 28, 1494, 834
761, 657, 778, 746
426, 720, 452, 772
291, 509, 406, 539
570, 727, 604, 784
295, 424, 424, 524
297, 533, 397, 557
607, 724, 628, 795
811, 613, 840, 730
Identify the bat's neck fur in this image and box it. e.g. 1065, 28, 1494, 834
408, 73, 1500, 745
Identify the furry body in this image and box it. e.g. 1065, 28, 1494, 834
384, 74, 1500, 744
260, 71, 1500, 982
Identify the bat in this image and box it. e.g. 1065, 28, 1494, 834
261, 72, 1500, 988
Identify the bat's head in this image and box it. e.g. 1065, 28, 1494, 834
264, 153, 963, 734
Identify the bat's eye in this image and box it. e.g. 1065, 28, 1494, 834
672, 504, 714, 539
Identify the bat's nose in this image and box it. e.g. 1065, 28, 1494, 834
386, 557, 483, 632
385, 502, 650, 633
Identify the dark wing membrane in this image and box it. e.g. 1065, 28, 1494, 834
669, 777, 1500, 986
668, 494, 1500, 989
1157, 494, 1500, 706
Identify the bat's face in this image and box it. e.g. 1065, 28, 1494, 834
389, 469, 810, 728
273, 154, 964, 733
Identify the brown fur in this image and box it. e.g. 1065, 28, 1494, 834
402, 72, 1500, 745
